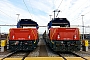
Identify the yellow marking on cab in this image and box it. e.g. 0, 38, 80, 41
51, 29, 56, 40
31, 29, 37, 43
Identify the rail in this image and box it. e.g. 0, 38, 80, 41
57, 52, 67, 60
1, 51, 17, 60
71, 52, 88, 60
1, 51, 30, 60
55, 51, 88, 60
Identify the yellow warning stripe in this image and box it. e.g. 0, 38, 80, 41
0, 57, 89, 60
51, 28, 56, 40
31, 29, 37, 40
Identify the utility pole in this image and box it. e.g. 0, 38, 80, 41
81, 15, 84, 40
16, 14, 20, 23
0, 27, 1, 41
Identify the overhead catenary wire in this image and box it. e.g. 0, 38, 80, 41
70, 8, 90, 23
54, 0, 63, 18
69, 0, 90, 23
0, 1, 21, 25
28, 0, 37, 21
3, 0, 17, 13
28, 0, 34, 14
0, 20, 11, 24
23, 0, 33, 19
68, 0, 89, 18
47, 0, 63, 18
57, 0, 63, 9
0, 10, 16, 24
2, 0, 18, 24
0, 10, 14, 19
84, 11, 90, 15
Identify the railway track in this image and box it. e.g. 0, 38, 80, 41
57, 52, 67, 60
28, 46, 39, 57
1, 51, 30, 60
74, 51, 90, 57
1, 51, 17, 60
71, 52, 88, 60
56, 52, 88, 60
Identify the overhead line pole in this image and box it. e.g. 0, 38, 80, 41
16, 14, 20, 23
81, 15, 84, 40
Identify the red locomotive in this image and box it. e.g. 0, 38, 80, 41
7, 19, 39, 51
46, 18, 81, 51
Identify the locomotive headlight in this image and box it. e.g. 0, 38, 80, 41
57, 35, 60, 39
61, 41, 63, 43
15, 41, 19, 45
74, 35, 77, 39
12, 35, 14, 39
34, 41, 36, 43
28, 35, 30, 39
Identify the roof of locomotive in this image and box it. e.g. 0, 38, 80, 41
17, 19, 39, 29
48, 18, 70, 29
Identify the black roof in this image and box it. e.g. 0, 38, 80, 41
17, 19, 39, 29
48, 18, 70, 29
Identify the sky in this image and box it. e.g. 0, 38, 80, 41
0, 0, 90, 34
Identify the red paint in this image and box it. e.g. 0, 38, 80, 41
50, 28, 80, 40
9, 28, 38, 40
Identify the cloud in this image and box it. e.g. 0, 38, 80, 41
0, 0, 51, 33
0, 0, 90, 33
26, 0, 53, 13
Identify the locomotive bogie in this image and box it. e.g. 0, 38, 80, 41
9, 40, 38, 51
48, 40, 81, 52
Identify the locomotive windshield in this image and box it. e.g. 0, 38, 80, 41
23, 26, 36, 28
17, 19, 39, 29
48, 18, 70, 29
52, 23, 69, 27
